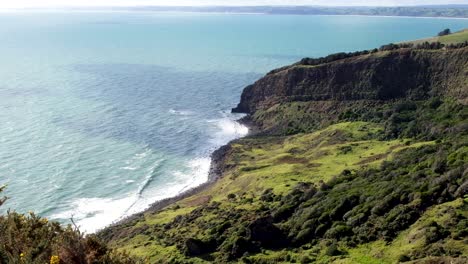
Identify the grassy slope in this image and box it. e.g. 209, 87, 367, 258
107, 121, 438, 263
439, 29, 468, 44
407, 29, 468, 45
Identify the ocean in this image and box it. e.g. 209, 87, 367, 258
0, 11, 467, 233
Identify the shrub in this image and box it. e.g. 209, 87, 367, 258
325, 242, 343, 256
0, 187, 140, 264
398, 254, 411, 262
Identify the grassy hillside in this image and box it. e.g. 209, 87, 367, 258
439, 29, 468, 44
100, 97, 468, 263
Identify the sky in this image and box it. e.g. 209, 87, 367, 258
0, 0, 467, 8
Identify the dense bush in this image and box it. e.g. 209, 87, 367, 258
446, 41, 468, 49
338, 99, 467, 140
287, 40, 464, 70
284, 141, 467, 246
0, 187, 140, 264
415, 41, 445, 50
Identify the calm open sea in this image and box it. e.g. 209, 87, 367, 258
0, 11, 467, 232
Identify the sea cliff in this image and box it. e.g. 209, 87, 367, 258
233, 47, 467, 134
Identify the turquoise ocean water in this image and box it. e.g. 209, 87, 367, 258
0, 11, 467, 232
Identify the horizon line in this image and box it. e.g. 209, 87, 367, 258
2, 4, 468, 9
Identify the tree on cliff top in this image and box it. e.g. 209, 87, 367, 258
438, 28, 451, 36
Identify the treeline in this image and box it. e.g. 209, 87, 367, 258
296, 41, 467, 67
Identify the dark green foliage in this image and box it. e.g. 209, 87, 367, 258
424, 221, 450, 244
183, 238, 216, 256
415, 41, 445, 50
247, 217, 287, 248
299, 255, 312, 263
338, 99, 467, 140
325, 242, 344, 256
275, 40, 457, 73
0, 188, 140, 264
438, 28, 451, 36
292, 41, 441, 69
285, 141, 467, 246
398, 254, 411, 262
379, 43, 412, 51
446, 41, 468, 49
338, 145, 353, 155
296, 50, 372, 67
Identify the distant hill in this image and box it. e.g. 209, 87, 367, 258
60, 5, 468, 18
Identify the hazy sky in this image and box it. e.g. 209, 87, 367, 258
1, 0, 467, 8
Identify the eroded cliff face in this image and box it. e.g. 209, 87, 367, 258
233, 47, 468, 116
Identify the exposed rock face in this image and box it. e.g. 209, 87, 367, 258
233, 48, 468, 115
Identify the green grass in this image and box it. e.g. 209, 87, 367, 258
438, 29, 468, 44
406, 29, 468, 45
142, 206, 196, 226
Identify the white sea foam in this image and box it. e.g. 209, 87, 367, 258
178, 157, 212, 192
72, 157, 211, 233
120, 166, 137, 170
119, 148, 151, 171
169, 108, 194, 116
209, 114, 249, 146
50, 195, 138, 233
52, 114, 248, 233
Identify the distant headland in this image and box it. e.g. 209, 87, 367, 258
8, 5, 468, 19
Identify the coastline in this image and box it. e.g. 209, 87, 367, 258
0, 9, 467, 20
99, 117, 254, 233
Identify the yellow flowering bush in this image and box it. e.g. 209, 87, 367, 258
0, 186, 142, 263
50, 255, 60, 264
